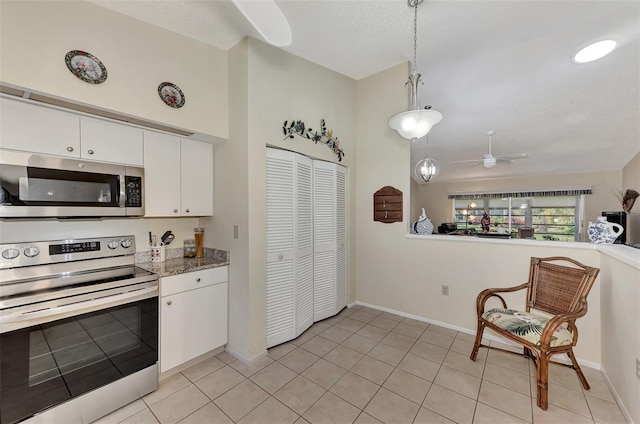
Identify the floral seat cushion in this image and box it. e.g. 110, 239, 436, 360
481, 308, 573, 347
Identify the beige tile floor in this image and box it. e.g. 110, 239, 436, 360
94, 305, 627, 424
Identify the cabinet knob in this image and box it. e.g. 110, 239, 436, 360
196, 278, 201, 283
67, 146, 74, 152
87, 149, 94, 155
166, 300, 172, 305
173, 209, 178, 213
185, 209, 190, 213
278, 254, 284, 260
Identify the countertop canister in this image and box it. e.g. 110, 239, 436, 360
194, 228, 204, 258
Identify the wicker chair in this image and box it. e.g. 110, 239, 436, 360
470, 257, 600, 410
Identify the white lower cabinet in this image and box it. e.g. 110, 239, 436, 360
159, 266, 228, 373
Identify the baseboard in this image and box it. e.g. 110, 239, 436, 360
601, 365, 635, 424
224, 346, 268, 366
159, 347, 224, 380
354, 300, 602, 370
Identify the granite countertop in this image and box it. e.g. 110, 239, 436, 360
136, 248, 229, 277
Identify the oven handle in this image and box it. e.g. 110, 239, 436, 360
0, 286, 157, 325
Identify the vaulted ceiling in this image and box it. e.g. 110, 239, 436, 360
89, 0, 640, 183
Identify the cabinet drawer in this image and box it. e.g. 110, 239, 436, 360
161, 266, 227, 297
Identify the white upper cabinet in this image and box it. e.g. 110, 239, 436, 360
143, 131, 213, 217
180, 138, 213, 216
1, 97, 143, 166
143, 131, 182, 216
0, 97, 80, 157
80, 116, 143, 166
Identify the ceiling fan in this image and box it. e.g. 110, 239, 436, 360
231, 0, 292, 47
455, 130, 529, 168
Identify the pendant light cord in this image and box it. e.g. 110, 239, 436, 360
413, 0, 418, 74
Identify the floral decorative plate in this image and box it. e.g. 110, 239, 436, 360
65, 50, 107, 84
157, 82, 185, 108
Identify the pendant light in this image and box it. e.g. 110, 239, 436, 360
414, 134, 439, 182
389, 0, 442, 141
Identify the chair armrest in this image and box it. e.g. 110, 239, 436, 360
539, 298, 588, 347
476, 283, 529, 316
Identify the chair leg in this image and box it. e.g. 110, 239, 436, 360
536, 352, 550, 410
567, 349, 590, 390
470, 321, 485, 361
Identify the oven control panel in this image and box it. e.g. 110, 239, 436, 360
0, 235, 136, 269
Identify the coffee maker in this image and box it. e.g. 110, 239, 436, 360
602, 211, 626, 244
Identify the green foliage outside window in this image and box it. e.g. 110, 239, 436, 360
454, 197, 578, 241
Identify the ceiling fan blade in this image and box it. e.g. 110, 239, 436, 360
231, 0, 292, 46
454, 159, 484, 167
454, 159, 481, 164
496, 153, 529, 160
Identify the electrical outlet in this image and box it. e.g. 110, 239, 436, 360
636, 358, 640, 379
442, 285, 449, 296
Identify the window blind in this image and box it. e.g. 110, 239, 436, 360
448, 187, 592, 200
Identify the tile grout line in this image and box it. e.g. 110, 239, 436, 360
122, 306, 622, 424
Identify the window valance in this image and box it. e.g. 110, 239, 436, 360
448, 187, 592, 200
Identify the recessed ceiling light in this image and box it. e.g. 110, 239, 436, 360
573, 40, 617, 63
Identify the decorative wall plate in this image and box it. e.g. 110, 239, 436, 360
157, 82, 185, 108
64, 50, 107, 84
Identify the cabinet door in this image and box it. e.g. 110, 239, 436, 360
180, 139, 213, 216
80, 116, 143, 166
143, 131, 181, 217
160, 281, 228, 373
0, 97, 80, 157
313, 160, 337, 322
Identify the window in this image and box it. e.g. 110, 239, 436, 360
453, 194, 583, 241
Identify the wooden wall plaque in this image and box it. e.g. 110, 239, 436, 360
373, 186, 403, 223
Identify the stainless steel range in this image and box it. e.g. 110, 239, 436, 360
0, 235, 159, 424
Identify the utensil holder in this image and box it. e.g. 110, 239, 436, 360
151, 245, 166, 262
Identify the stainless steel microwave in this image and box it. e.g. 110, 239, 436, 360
0, 150, 143, 218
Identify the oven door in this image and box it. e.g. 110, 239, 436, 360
0, 290, 158, 424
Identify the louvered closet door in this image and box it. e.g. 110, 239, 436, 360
266, 149, 296, 347
313, 160, 337, 322
295, 154, 314, 335
335, 166, 347, 312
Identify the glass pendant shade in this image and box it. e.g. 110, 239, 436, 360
415, 157, 439, 182
389, 109, 443, 142
388, 1, 442, 141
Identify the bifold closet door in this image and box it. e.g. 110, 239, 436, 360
313, 161, 346, 321
335, 166, 347, 312
266, 148, 313, 348
295, 155, 314, 336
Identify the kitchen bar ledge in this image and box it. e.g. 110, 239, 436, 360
406, 233, 640, 270
136, 248, 229, 277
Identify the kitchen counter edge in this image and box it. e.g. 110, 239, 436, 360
136, 248, 229, 277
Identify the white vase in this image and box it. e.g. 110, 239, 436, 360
587, 216, 623, 244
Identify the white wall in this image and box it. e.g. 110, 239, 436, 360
353, 62, 603, 363
0, 217, 199, 252
204, 38, 253, 360
0, 1, 221, 251
206, 38, 356, 362
599, 251, 640, 424
414, 170, 623, 241
0, 1, 228, 139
